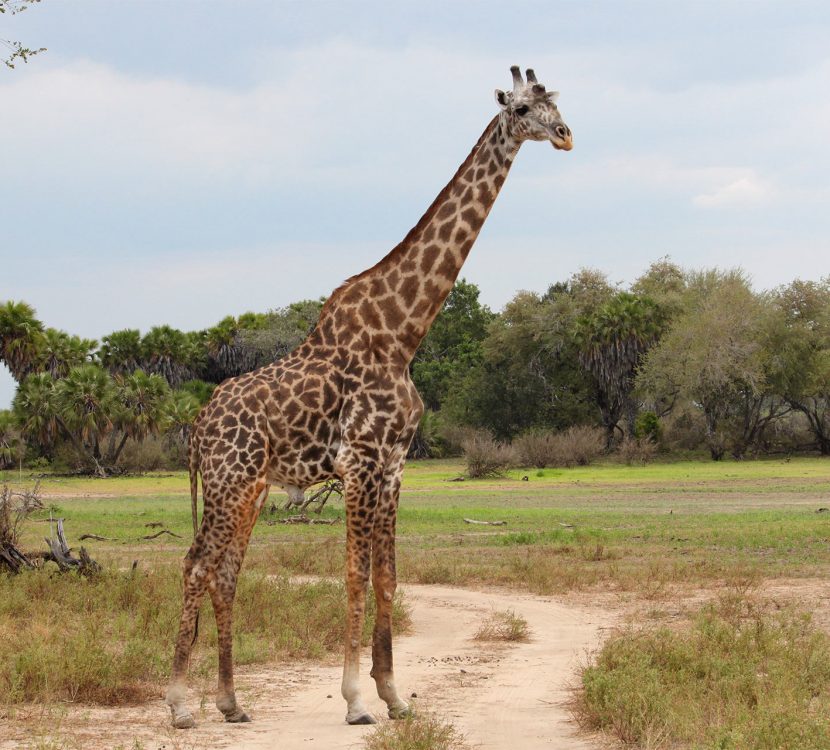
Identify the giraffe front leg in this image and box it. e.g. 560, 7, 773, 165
371, 447, 410, 719
340, 458, 383, 725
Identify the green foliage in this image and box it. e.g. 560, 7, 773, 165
0, 409, 21, 468
411, 279, 493, 411
634, 410, 662, 442
36, 328, 96, 379
0, 0, 46, 69
98, 329, 142, 375
579, 597, 830, 749
0, 300, 43, 382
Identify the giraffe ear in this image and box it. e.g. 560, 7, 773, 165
547, 91, 560, 104
495, 89, 509, 110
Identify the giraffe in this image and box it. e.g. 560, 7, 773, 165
166, 65, 573, 730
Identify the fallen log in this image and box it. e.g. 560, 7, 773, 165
277, 515, 340, 525
463, 518, 507, 526
78, 533, 112, 541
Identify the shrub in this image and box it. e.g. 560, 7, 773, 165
473, 609, 530, 642
461, 431, 514, 478
438, 423, 480, 457
556, 425, 605, 467
576, 598, 830, 749
512, 429, 559, 468
364, 711, 469, 750
616, 436, 658, 465
634, 410, 662, 442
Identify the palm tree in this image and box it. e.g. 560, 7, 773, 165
0, 300, 44, 382
53, 364, 117, 474
577, 293, 664, 445
13, 372, 59, 449
164, 390, 201, 448
107, 370, 171, 464
205, 316, 242, 382
141, 326, 194, 388
0, 410, 22, 469
37, 328, 96, 379
98, 329, 142, 375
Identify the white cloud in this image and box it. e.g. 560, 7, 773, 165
693, 175, 775, 208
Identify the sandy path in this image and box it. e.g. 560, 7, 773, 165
1, 584, 613, 750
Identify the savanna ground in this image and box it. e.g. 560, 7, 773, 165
2, 456, 830, 749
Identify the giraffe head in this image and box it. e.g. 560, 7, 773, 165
495, 66, 573, 151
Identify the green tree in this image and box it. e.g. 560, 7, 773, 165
141, 325, 196, 388
37, 328, 96, 379
766, 278, 830, 454
236, 300, 323, 371
0, 300, 44, 382
107, 370, 172, 464
99, 329, 143, 375
576, 292, 664, 445
638, 270, 782, 459
412, 280, 493, 411
13, 371, 58, 449
0, 409, 21, 469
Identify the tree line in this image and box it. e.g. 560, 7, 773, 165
1, 259, 828, 474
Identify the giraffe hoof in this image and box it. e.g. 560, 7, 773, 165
172, 713, 196, 729
346, 712, 377, 725
388, 705, 412, 720
224, 710, 252, 723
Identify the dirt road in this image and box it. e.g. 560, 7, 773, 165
2, 584, 613, 750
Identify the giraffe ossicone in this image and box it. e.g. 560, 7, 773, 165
166, 64, 572, 730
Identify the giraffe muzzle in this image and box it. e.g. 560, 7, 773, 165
551, 124, 573, 151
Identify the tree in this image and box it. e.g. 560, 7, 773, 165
766, 278, 830, 454
0, 410, 21, 469
13, 372, 57, 450
108, 370, 172, 464
0, 300, 43, 382
36, 328, 96, 379
576, 292, 664, 445
99, 329, 143, 375
1, 0, 45, 69
236, 300, 322, 371
53, 364, 118, 474
637, 270, 782, 459
141, 326, 197, 388
411, 280, 493, 411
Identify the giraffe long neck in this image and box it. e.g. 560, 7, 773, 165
317, 114, 520, 365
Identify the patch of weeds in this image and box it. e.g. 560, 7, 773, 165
473, 609, 530, 642
363, 709, 469, 750
576, 596, 830, 749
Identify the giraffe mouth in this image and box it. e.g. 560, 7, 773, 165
552, 136, 573, 151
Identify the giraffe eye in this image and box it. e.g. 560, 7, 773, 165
515, 105, 529, 116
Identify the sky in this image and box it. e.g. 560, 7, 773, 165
2, 0, 829, 408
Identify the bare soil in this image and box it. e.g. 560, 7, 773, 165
0, 583, 615, 750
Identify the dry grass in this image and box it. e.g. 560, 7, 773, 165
575, 594, 830, 749
363, 710, 469, 750
473, 609, 530, 642
0, 565, 410, 707
461, 431, 514, 478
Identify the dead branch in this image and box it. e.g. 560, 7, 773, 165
141, 529, 182, 540
463, 518, 507, 526
277, 515, 340, 525
78, 533, 112, 541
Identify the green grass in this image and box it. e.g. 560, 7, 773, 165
6, 456, 830, 594
577, 594, 830, 749
0, 566, 410, 707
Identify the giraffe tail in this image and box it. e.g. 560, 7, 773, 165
189, 435, 200, 538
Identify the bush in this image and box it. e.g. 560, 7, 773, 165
461, 431, 514, 478
616, 436, 658, 465
438, 422, 480, 457
634, 410, 662, 442
512, 429, 559, 468
555, 426, 605, 467
576, 597, 830, 749
364, 711, 469, 750
473, 609, 530, 642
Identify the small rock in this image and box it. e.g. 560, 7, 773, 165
460, 669, 467, 674
327, 694, 332, 698
411, 692, 418, 698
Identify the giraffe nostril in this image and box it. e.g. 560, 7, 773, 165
555, 125, 568, 139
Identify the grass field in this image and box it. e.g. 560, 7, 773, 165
2, 456, 829, 749
5, 456, 829, 590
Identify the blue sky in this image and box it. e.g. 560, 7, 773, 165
2, 0, 829, 408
